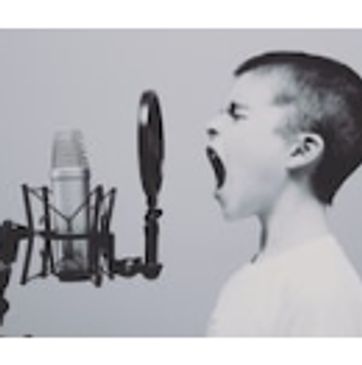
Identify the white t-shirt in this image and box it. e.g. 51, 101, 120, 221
207, 235, 362, 336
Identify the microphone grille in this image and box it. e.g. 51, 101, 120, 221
51, 130, 89, 169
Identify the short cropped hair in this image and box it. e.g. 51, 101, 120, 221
234, 52, 362, 205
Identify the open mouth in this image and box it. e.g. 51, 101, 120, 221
206, 147, 226, 189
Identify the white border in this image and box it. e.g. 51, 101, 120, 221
2, 338, 362, 365
0, 0, 362, 28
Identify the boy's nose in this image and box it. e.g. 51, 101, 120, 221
206, 116, 223, 139
206, 127, 219, 138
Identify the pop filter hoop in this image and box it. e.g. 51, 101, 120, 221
138, 90, 164, 207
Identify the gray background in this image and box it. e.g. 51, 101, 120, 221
1, 30, 362, 336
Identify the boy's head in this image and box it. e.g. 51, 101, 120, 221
206, 51, 362, 220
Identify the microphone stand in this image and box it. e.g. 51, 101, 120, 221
0, 221, 28, 324
0, 89, 166, 328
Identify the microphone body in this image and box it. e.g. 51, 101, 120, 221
51, 130, 90, 273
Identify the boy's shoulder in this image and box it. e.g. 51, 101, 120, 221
219, 235, 362, 308
287, 235, 362, 307
208, 235, 362, 336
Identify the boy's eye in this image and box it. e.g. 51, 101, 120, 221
226, 102, 247, 121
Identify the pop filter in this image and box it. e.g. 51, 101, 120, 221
111, 90, 165, 279
138, 90, 164, 207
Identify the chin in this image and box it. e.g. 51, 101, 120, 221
215, 185, 254, 220
219, 200, 256, 222
220, 207, 238, 221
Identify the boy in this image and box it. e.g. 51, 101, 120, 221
206, 51, 362, 336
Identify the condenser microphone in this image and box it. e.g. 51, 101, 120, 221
51, 130, 90, 274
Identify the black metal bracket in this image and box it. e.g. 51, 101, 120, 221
19, 184, 117, 287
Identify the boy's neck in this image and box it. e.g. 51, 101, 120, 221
256, 186, 331, 260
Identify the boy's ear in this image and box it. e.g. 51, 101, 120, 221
286, 132, 325, 170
